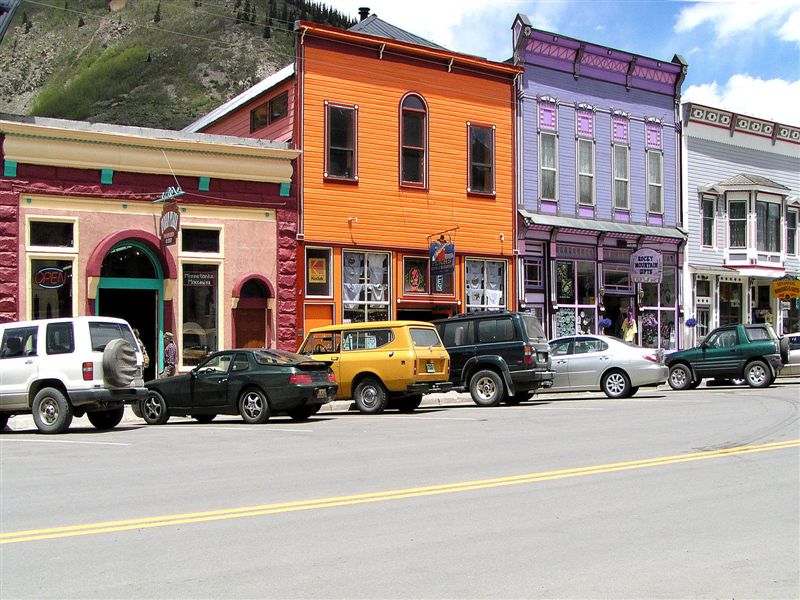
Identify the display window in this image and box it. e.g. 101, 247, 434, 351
555, 260, 597, 336
30, 258, 74, 319
182, 263, 219, 366
306, 247, 332, 297
465, 259, 506, 312
342, 251, 390, 323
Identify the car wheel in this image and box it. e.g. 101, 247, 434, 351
87, 407, 124, 430
602, 370, 631, 399
628, 386, 640, 398
396, 394, 423, 413
192, 414, 216, 424
687, 378, 702, 390
354, 377, 388, 414
239, 388, 270, 424
286, 405, 318, 421
668, 364, 693, 390
32, 387, 73, 434
0, 414, 9, 432
469, 370, 505, 406
141, 391, 170, 425
102, 339, 138, 388
745, 360, 773, 388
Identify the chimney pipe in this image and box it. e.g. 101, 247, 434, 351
358, 7, 370, 21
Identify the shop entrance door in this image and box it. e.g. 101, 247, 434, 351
235, 308, 267, 348
602, 295, 634, 339
96, 241, 164, 380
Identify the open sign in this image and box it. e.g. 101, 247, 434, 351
34, 267, 68, 289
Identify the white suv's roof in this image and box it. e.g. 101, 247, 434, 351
1, 316, 132, 329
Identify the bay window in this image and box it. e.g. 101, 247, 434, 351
728, 200, 747, 248
788, 208, 798, 255
756, 199, 781, 252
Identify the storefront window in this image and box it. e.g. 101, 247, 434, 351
719, 281, 742, 326
696, 307, 710, 340
556, 260, 596, 335
306, 247, 332, 297
466, 260, 506, 311
182, 264, 218, 366
604, 268, 632, 293
342, 251, 390, 323
638, 266, 677, 349
31, 259, 73, 319
403, 257, 429, 294
556, 261, 574, 304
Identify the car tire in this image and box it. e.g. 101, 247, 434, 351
779, 337, 790, 364
668, 364, 693, 390
192, 414, 216, 424
102, 339, 138, 388
469, 370, 505, 406
32, 387, 73, 434
87, 407, 124, 430
354, 377, 388, 414
141, 390, 170, 425
744, 360, 773, 388
506, 391, 533, 405
628, 386, 640, 397
602, 370, 631, 399
687, 378, 702, 390
239, 388, 270, 424
287, 405, 318, 421
0, 413, 9, 432
396, 394, 423, 413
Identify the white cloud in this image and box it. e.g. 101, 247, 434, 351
683, 74, 800, 126
675, 0, 800, 45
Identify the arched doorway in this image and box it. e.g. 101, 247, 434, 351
233, 277, 273, 349
96, 241, 164, 380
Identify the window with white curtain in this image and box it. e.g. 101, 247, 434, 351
539, 132, 557, 201
578, 139, 594, 205
466, 259, 506, 312
342, 251, 390, 323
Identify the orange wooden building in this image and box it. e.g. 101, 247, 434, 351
188, 13, 521, 346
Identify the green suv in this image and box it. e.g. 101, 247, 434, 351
666, 323, 787, 390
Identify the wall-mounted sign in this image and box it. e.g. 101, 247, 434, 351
184, 271, 216, 287
771, 277, 800, 300
160, 202, 180, 246
430, 241, 455, 277
34, 267, 68, 289
630, 248, 663, 283
307, 258, 327, 284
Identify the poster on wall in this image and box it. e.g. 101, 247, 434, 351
308, 258, 327, 284
630, 248, 663, 284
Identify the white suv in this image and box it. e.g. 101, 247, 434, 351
0, 317, 147, 433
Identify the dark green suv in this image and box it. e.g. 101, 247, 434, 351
434, 311, 553, 406
666, 324, 787, 390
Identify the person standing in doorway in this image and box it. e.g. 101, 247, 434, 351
622, 305, 638, 343
160, 332, 177, 378
133, 328, 150, 370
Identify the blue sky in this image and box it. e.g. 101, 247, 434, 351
327, 0, 800, 125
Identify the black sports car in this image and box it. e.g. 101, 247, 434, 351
139, 349, 337, 424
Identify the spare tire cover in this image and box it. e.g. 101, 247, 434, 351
779, 337, 790, 364
103, 339, 138, 388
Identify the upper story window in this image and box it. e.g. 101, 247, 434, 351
468, 123, 495, 195
524, 258, 543, 291
182, 228, 220, 253
788, 208, 798, 255
400, 94, 427, 187
325, 102, 358, 181
29, 220, 74, 248
728, 198, 747, 248
577, 139, 594, 206
539, 99, 558, 202
613, 144, 630, 209
647, 150, 663, 214
250, 91, 289, 133
702, 197, 715, 247
756, 197, 781, 253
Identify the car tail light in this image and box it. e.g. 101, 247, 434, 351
524, 345, 534, 366
643, 354, 660, 363
289, 373, 313, 384
82, 362, 93, 381
327, 371, 336, 383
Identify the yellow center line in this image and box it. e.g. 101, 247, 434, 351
2, 439, 797, 545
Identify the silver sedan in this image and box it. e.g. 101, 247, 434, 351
548, 335, 668, 398
779, 332, 800, 378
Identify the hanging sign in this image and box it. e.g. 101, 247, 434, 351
630, 248, 663, 283
771, 276, 800, 300
160, 202, 180, 246
430, 241, 455, 277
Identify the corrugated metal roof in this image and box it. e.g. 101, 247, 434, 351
519, 209, 687, 240
0, 0, 21, 44
183, 64, 295, 133
349, 14, 447, 50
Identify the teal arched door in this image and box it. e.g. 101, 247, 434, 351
96, 241, 164, 380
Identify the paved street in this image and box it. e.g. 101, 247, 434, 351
1, 382, 798, 599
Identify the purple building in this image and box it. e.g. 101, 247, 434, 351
512, 14, 688, 349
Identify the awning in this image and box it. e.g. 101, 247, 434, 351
519, 209, 687, 240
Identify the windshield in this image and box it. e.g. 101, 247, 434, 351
521, 315, 546, 341
89, 321, 136, 352
410, 327, 442, 347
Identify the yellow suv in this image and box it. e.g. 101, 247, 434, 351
299, 321, 450, 413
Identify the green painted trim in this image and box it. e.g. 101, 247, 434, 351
198, 176, 211, 191
100, 169, 114, 184
97, 277, 161, 290
3, 160, 17, 177
279, 181, 290, 197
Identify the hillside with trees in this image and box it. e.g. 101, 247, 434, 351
0, 0, 353, 129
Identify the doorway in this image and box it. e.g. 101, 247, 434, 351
98, 288, 159, 381
234, 278, 271, 348
602, 295, 633, 339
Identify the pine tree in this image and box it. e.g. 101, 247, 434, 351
153, 1, 161, 23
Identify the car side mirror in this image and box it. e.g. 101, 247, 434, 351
190, 368, 198, 377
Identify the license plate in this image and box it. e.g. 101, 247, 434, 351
316, 388, 327, 399
425, 363, 435, 373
